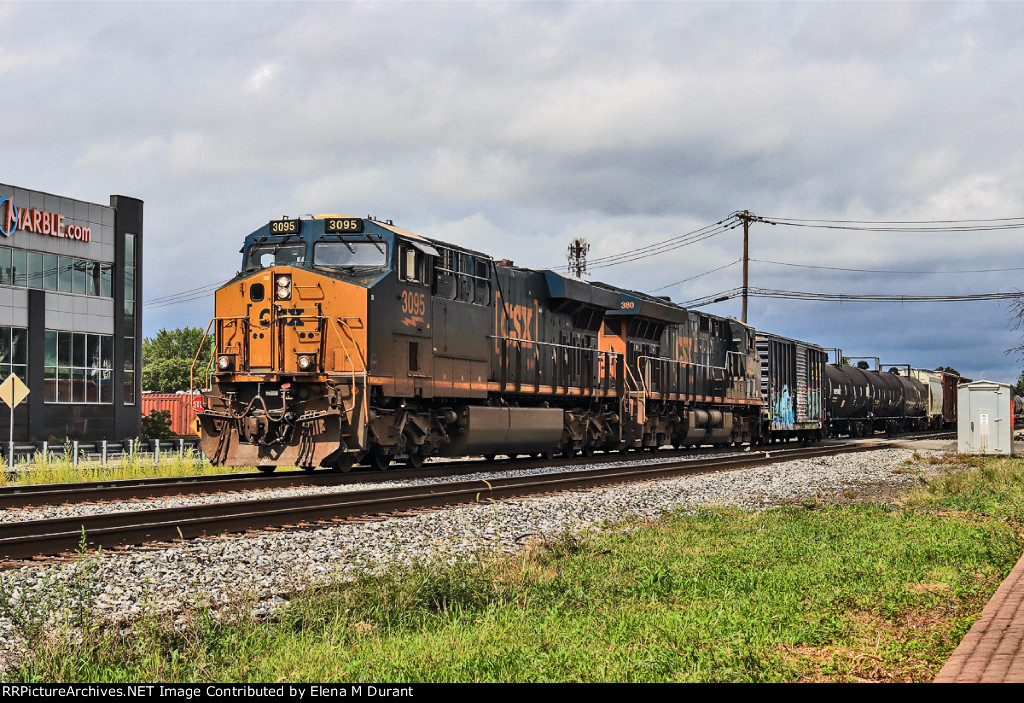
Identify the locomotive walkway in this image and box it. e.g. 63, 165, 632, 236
935, 550, 1024, 683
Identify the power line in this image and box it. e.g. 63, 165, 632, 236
757, 214, 1024, 233
682, 287, 1024, 308
646, 259, 742, 293
750, 258, 1024, 275
552, 213, 742, 272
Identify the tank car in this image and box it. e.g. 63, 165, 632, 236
194, 215, 764, 471
825, 360, 932, 436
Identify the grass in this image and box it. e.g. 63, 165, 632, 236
3, 452, 1024, 682
0, 444, 240, 486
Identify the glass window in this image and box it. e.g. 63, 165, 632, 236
245, 242, 306, 270
99, 264, 112, 298
43, 254, 57, 291
125, 233, 135, 266
124, 301, 135, 336
73, 259, 87, 295
44, 330, 115, 404
44, 367, 57, 402
28, 252, 42, 288
58, 256, 73, 292
0, 247, 10, 285
10, 328, 25, 366
100, 336, 112, 369
123, 370, 135, 405
72, 333, 86, 368
124, 265, 134, 301
11, 250, 26, 287
312, 241, 388, 268
44, 331, 57, 367
58, 331, 72, 366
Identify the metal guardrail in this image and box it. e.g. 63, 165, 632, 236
4, 438, 202, 467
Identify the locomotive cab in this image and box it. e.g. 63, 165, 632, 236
197, 215, 401, 471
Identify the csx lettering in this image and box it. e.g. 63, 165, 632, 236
507, 304, 535, 341
401, 291, 426, 316
279, 307, 306, 326
257, 307, 306, 327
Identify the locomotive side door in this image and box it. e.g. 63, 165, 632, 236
246, 272, 276, 371
393, 241, 435, 397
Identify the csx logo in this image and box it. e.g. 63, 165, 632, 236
258, 307, 306, 327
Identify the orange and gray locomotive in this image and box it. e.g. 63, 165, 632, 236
195, 215, 766, 471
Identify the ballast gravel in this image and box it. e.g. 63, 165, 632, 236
0, 445, 949, 668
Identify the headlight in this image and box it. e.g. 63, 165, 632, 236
297, 354, 315, 371
276, 274, 292, 300
217, 355, 233, 371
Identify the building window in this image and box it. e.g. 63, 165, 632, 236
123, 233, 136, 405
0, 245, 112, 298
0, 326, 27, 382
44, 331, 113, 404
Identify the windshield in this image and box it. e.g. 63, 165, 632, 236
313, 241, 388, 269
245, 243, 307, 270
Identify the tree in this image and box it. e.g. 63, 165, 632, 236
934, 365, 961, 376
142, 327, 213, 393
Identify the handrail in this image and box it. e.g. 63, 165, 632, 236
189, 317, 218, 400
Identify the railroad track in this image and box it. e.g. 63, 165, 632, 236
0, 440, 905, 563
0, 443, 785, 509
0, 432, 953, 510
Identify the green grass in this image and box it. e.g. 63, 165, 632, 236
0, 444, 239, 486
6, 453, 1024, 683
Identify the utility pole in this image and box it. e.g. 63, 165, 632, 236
739, 210, 753, 324
567, 237, 590, 278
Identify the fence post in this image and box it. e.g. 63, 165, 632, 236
179, 438, 184, 457
154, 439, 160, 465
73, 440, 79, 466
41, 440, 48, 464
101, 439, 107, 464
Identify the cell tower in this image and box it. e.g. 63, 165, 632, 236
567, 237, 590, 278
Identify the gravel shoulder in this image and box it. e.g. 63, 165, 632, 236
0, 444, 953, 670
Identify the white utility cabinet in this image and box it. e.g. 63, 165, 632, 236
957, 381, 1013, 456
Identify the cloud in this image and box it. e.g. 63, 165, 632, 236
6, 1, 1024, 383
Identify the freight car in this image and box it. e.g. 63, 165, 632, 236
194, 215, 764, 471
755, 333, 826, 444
824, 359, 966, 437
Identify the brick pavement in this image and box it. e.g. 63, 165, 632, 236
935, 551, 1024, 683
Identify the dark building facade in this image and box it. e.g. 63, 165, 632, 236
0, 183, 142, 441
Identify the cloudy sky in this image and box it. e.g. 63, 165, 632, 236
6, 1, 1024, 382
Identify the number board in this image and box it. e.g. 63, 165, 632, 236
324, 217, 364, 234
268, 219, 301, 234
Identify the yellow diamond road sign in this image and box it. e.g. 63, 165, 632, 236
0, 374, 29, 410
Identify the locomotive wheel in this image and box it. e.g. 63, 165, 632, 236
331, 455, 355, 473
371, 448, 391, 471
258, 466, 275, 474
483, 454, 497, 462
582, 443, 596, 457
301, 465, 316, 474
407, 451, 425, 469
561, 446, 577, 459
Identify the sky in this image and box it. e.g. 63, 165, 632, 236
5, 0, 1024, 383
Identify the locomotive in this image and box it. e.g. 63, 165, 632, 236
193, 214, 959, 471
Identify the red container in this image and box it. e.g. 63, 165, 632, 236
140, 393, 200, 437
